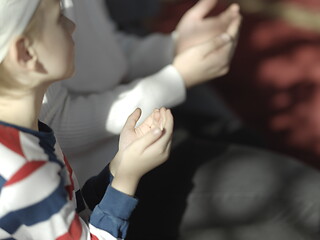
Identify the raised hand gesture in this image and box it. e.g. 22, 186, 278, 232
175, 0, 240, 54
173, 0, 242, 88
110, 108, 174, 196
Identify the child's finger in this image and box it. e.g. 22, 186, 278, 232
159, 107, 167, 130
146, 109, 173, 153
163, 110, 174, 152
164, 109, 174, 133
137, 108, 159, 130
151, 109, 161, 129
165, 140, 172, 156
122, 108, 141, 132
132, 127, 163, 153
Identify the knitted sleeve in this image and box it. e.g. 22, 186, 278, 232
40, 66, 185, 154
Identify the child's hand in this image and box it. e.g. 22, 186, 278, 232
110, 108, 164, 176
118, 108, 164, 152
110, 107, 174, 196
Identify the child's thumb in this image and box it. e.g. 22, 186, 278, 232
122, 108, 142, 132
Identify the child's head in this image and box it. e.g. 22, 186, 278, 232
0, 0, 75, 94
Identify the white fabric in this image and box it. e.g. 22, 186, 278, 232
0, 0, 40, 62
40, 0, 186, 185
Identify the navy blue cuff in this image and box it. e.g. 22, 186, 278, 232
90, 185, 138, 238
81, 164, 115, 210
98, 185, 138, 220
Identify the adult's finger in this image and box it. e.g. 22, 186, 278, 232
213, 3, 240, 29
188, 0, 218, 19
198, 33, 232, 57
227, 11, 242, 39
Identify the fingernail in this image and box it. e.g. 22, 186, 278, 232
160, 122, 164, 131
220, 33, 231, 42
153, 128, 162, 135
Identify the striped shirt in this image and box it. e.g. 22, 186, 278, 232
0, 121, 137, 240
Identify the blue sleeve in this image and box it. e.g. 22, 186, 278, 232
81, 164, 114, 210
89, 185, 138, 239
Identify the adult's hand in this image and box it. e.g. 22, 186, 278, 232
173, 32, 239, 88
175, 0, 241, 55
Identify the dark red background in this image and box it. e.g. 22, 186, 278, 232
152, 0, 320, 168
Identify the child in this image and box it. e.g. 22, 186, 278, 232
0, 0, 173, 239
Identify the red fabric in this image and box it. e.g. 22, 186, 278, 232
57, 215, 83, 240
5, 161, 46, 186
64, 155, 75, 200
0, 126, 25, 157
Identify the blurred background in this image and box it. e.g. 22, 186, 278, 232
106, 0, 320, 169
103, 1, 320, 238
147, 0, 320, 169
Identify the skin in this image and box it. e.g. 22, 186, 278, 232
173, 0, 242, 88
0, 0, 173, 197
111, 107, 174, 196
0, 0, 76, 130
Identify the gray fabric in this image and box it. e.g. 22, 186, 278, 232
105, 0, 160, 23
105, 0, 160, 35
